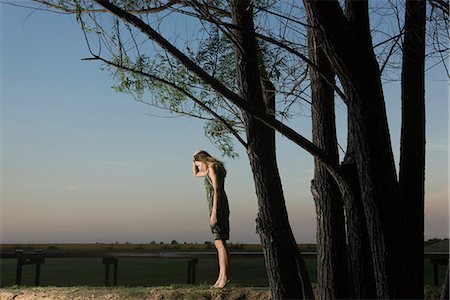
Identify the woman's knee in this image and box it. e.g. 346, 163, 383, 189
214, 239, 225, 250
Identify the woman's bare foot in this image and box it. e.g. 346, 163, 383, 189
214, 278, 230, 289
210, 278, 220, 288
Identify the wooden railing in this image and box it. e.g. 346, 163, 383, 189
1, 250, 447, 287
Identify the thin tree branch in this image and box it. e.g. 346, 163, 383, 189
373, 29, 405, 49
92, 0, 349, 187
256, 5, 312, 28
428, 0, 449, 16
186, 0, 245, 54
380, 27, 405, 74
26, 0, 182, 14
83, 54, 248, 148
255, 32, 348, 103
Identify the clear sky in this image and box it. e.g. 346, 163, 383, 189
1, 4, 448, 244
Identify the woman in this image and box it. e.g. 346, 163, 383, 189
193, 150, 230, 288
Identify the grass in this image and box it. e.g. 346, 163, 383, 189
0, 257, 274, 287
1, 255, 445, 288
0, 243, 313, 287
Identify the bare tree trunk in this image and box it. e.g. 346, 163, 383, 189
308, 22, 350, 300
231, 1, 313, 298
304, 1, 412, 298
340, 163, 377, 299
340, 4, 382, 298
308, 16, 376, 299
400, 0, 427, 298
341, 121, 377, 299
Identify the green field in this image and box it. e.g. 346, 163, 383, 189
0, 243, 308, 287
0, 243, 447, 288
0, 257, 273, 287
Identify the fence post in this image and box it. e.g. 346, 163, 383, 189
433, 261, 440, 287
15, 258, 23, 285
103, 257, 118, 286
14, 250, 45, 286
441, 264, 449, 300
34, 261, 42, 286
186, 258, 198, 284
113, 259, 118, 286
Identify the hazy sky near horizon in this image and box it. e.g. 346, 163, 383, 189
1, 4, 448, 244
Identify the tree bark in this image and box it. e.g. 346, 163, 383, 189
308, 22, 350, 299
231, 1, 313, 298
400, 0, 426, 298
304, 1, 412, 298
341, 118, 377, 299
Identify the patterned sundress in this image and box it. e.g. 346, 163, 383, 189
204, 167, 230, 241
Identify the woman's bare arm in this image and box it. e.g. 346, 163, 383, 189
208, 166, 222, 224
193, 161, 208, 177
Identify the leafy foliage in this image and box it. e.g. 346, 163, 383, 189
204, 119, 239, 158
17, 0, 448, 157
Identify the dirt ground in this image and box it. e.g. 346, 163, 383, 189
0, 286, 272, 300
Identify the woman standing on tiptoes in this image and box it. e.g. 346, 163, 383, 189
193, 150, 230, 289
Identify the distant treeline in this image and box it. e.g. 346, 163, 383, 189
2, 239, 446, 253
424, 238, 449, 247
0, 242, 317, 253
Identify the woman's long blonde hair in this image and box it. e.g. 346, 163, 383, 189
193, 151, 227, 177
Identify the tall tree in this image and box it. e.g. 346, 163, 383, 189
308, 19, 350, 299
231, 1, 313, 298
399, 0, 427, 297
303, 0, 430, 298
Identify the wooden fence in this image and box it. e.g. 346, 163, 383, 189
1, 250, 447, 287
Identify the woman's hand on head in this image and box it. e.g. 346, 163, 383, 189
193, 161, 208, 177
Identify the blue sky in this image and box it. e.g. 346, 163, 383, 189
1, 3, 448, 244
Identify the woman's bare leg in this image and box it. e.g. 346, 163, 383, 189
212, 239, 229, 288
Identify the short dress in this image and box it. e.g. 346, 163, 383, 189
204, 169, 230, 241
